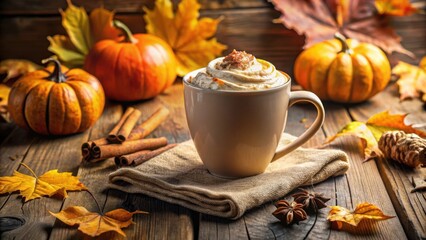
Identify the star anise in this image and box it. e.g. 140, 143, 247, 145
272, 200, 307, 225
292, 188, 330, 212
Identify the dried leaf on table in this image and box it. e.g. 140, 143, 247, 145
325, 111, 426, 160
143, 0, 227, 77
375, 0, 423, 16
0, 84, 11, 122
327, 202, 394, 230
50, 206, 147, 237
270, 0, 414, 56
48, 0, 121, 68
0, 164, 87, 202
0, 59, 42, 84
392, 56, 426, 102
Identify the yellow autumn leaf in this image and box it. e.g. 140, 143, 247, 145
328, 202, 394, 229
48, 35, 86, 67
0, 164, 87, 202
60, 0, 92, 55
375, 0, 422, 16
326, 111, 426, 160
144, 0, 227, 76
392, 56, 426, 102
0, 84, 10, 106
50, 206, 147, 237
48, 1, 121, 68
0, 83, 11, 122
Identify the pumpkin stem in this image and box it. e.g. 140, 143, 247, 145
41, 58, 67, 83
113, 20, 138, 44
334, 32, 353, 55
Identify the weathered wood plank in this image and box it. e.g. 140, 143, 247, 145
0, 127, 35, 208
0, 8, 304, 76
113, 82, 195, 239
49, 83, 195, 239
1, 7, 425, 76
322, 103, 407, 239
0, 131, 89, 239
0, 0, 272, 15
47, 102, 124, 239
347, 84, 426, 240
243, 108, 336, 240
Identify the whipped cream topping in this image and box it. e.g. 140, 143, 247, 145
188, 50, 287, 91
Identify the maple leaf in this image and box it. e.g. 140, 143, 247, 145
0, 59, 42, 84
270, 0, 413, 56
143, 0, 227, 77
392, 56, 426, 102
0, 164, 87, 202
327, 202, 394, 229
48, 0, 121, 68
375, 0, 423, 16
50, 206, 147, 237
326, 111, 426, 160
0, 84, 10, 122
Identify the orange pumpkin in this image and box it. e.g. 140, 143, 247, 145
8, 58, 105, 135
84, 21, 177, 101
294, 33, 391, 103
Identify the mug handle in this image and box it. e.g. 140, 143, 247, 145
271, 91, 325, 162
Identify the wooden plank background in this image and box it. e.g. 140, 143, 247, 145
1, 0, 425, 75
1, 0, 426, 239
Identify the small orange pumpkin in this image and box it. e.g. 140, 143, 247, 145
84, 21, 177, 101
294, 33, 391, 103
8, 58, 105, 135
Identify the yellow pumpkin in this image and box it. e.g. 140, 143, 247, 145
294, 33, 391, 103
8, 58, 105, 135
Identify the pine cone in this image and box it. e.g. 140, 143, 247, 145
378, 131, 426, 168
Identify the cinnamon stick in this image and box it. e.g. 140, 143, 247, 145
81, 138, 109, 161
115, 143, 177, 167
107, 107, 142, 143
81, 107, 138, 158
128, 107, 170, 140
88, 137, 168, 162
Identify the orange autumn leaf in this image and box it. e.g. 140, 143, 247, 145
375, 0, 422, 16
50, 206, 147, 237
392, 56, 426, 102
143, 0, 227, 76
0, 164, 87, 202
327, 202, 394, 229
326, 111, 426, 160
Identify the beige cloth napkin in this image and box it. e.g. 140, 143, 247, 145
108, 133, 349, 219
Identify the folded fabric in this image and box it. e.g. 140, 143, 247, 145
108, 133, 349, 219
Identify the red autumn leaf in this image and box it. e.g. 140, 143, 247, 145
270, 0, 414, 57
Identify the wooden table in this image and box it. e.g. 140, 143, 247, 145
1, 1, 426, 239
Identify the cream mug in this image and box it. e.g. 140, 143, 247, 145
183, 69, 325, 178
